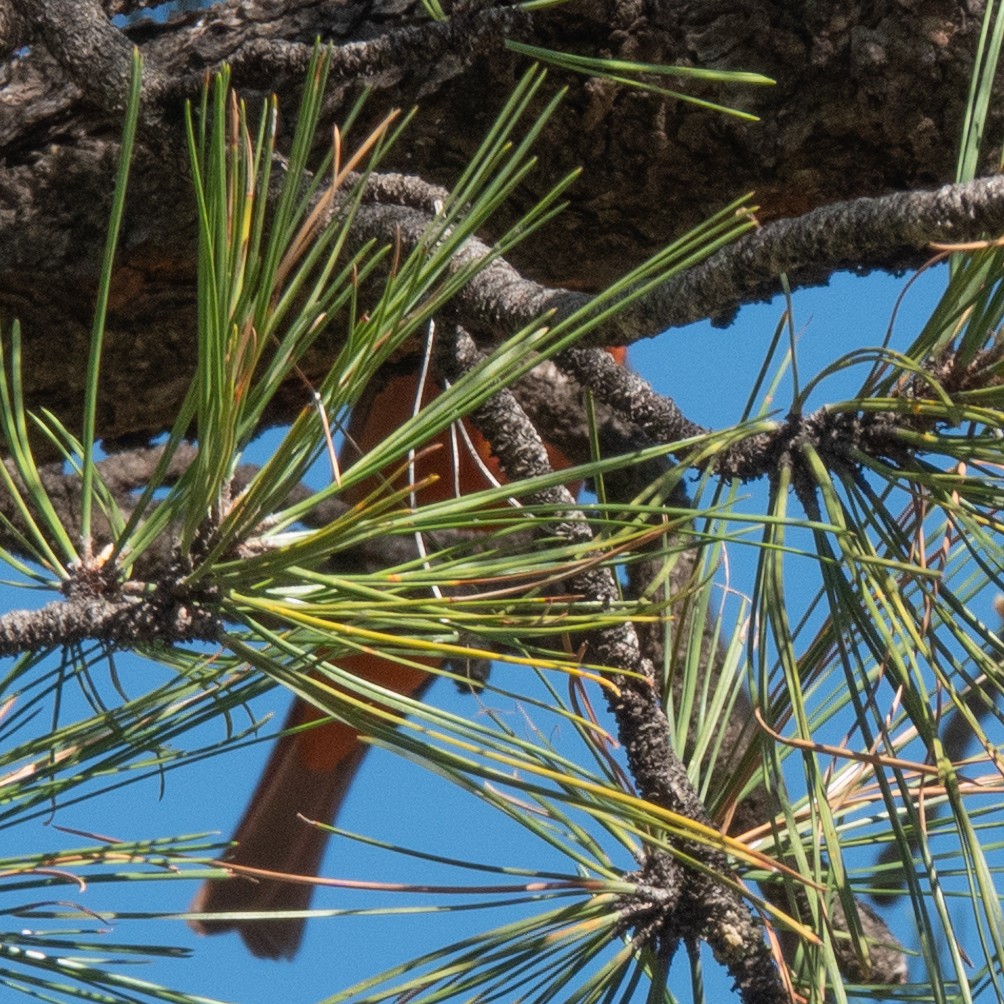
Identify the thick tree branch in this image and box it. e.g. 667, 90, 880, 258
179, 6, 533, 101
1, 1, 998, 448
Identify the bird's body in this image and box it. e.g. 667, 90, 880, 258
190, 352, 624, 958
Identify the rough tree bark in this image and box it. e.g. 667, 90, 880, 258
0, 0, 999, 447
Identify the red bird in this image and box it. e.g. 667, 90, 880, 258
190, 352, 624, 958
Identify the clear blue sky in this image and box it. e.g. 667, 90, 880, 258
8, 264, 983, 1004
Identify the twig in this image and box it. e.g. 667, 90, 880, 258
351, 176, 1004, 352
0, 579, 217, 652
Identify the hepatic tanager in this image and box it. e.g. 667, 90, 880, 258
190, 350, 625, 958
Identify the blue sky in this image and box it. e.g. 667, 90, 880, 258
7, 262, 984, 1004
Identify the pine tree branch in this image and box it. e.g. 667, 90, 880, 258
437, 323, 787, 1004
353, 176, 1004, 358
0, 573, 218, 652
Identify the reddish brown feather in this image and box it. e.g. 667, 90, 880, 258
189, 711, 365, 958
190, 369, 483, 959
190, 353, 625, 957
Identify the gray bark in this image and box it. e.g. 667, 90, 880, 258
0, 0, 997, 446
